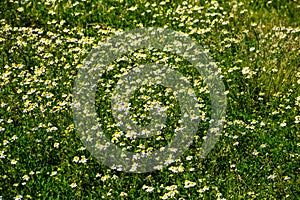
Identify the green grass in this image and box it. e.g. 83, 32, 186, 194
0, 0, 299, 199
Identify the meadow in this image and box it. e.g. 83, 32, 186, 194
0, 0, 299, 199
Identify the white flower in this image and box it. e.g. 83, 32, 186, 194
101, 175, 110, 181
165, 185, 177, 191
280, 122, 286, 127
295, 116, 300, 123
252, 149, 259, 156
14, 195, 23, 200
199, 185, 210, 193
128, 6, 138, 11
168, 166, 178, 173
189, 168, 195, 172
22, 175, 30, 181
186, 156, 193, 160
70, 182, 77, 188
260, 121, 266, 127
184, 180, 196, 188
3, 140, 9, 145
242, 67, 250, 75
146, 186, 155, 192
0, 151, 6, 158
161, 193, 169, 200
79, 155, 88, 163
260, 144, 266, 148
267, 174, 276, 179
11, 135, 18, 140
50, 171, 57, 176
54, 142, 60, 148
73, 156, 79, 163
120, 192, 127, 197
11, 159, 18, 165
17, 7, 24, 12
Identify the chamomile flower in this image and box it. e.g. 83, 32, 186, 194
14, 195, 23, 200
70, 182, 77, 188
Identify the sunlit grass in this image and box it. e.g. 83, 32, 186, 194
0, 0, 299, 199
